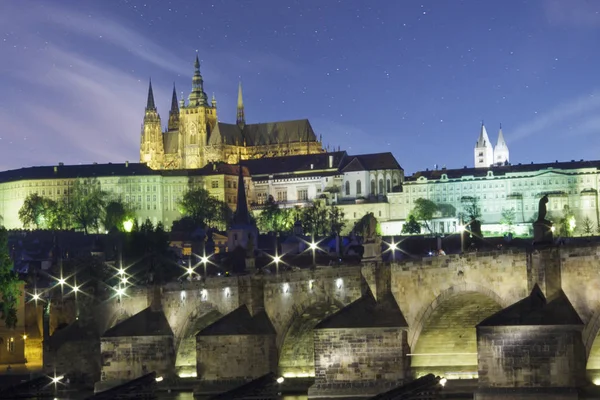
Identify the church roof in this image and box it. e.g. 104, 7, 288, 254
208, 119, 318, 147
341, 152, 402, 172
476, 123, 491, 148
103, 307, 174, 337
477, 285, 583, 327
197, 305, 276, 336
495, 126, 507, 149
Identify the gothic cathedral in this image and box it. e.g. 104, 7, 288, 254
140, 55, 324, 170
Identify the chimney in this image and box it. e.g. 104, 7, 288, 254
329, 155, 333, 168
125, 161, 129, 167
53, 166, 58, 174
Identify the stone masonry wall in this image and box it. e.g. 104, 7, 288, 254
100, 335, 175, 382
196, 334, 277, 382
310, 327, 409, 398
45, 340, 100, 384
477, 326, 586, 388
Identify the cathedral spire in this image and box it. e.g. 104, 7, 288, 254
232, 163, 251, 226
189, 54, 207, 106
236, 81, 245, 129
146, 79, 156, 111
168, 84, 180, 132
494, 123, 510, 165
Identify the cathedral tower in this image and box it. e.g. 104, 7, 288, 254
140, 79, 164, 169
178, 55, 217, 169
474, 122, 494, 168
493, 124, 509, 165
167, 84, 179, 132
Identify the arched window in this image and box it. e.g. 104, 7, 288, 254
378, 179, 384, 194
386, 179, 391, 193
371, 179, 376, 194
190, 134, 197, 145
356, 180, 362, 196
345, 181, 350, 196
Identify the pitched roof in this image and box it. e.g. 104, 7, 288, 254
407, 160, 600, 181
197, 305, 276, 336
341, 152, 402, 172
477, 285, 583, 327
102, 307, 174, 337
315, 290, 408, 329
208, 120, 318, 147
241, 151, 346, 177
476, 123, 491, 148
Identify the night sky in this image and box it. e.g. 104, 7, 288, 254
1, 1, 599, 174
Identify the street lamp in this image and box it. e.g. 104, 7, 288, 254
309, 236, 318, 267
200, 252, 210, 279
388, 238, 398, 262
457, 224, 465, 253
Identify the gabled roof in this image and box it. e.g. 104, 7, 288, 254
197, 305, 276, 336
316, 290, 408, 329
341, 152, 402, 172
477, 285, 583, 327
102, 307, 174, 337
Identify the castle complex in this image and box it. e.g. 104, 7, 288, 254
0, 56, 599, 236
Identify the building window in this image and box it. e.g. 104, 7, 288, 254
356, 180, 362, 195
386, 179, 391, 193
371, 180, 376, 194
276, 190, 287, 202
298, 189, 308, 201
379, 179, 384, 194
345, 181, 350, 196
212, 181, 218, 188
7, 337, 14, 352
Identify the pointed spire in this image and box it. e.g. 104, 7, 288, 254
497, 123, 506, 147
170, 84, 178, 113
476, 121, 491, 148
236, 81, 245, 129
232, 163, 252, 226
146, 79, 156, 111
168, 84, 180, 132
211, 92, 217, 108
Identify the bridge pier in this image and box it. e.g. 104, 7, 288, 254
475, 285, 586, 400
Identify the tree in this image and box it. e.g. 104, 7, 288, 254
437, 204, 456, 218
179, 187, 230, 229
69, 178, 107, 234
104, 199, 135, 232
402, 214, 421, 234
500, 208, 516, 234
300, 201, 330, 237
558, 205, 576, 237
461, 196, 482, 222
412, 198, 438, 233
18, 193, 47, 229
0, 227, 21, 328
582, 217, 595, 236
256, 196, 295, 234
328, 204, 345, 235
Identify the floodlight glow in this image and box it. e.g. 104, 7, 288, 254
273, 255, 281, 264
276, 376, 284, 384
180, 290, 186, 301
283, 283, 290, 293
551, 226, 556, 232
51, 375, 64, 384
58, 278, 66, 286
336, 278, 343, 289
224, 287, 230, 297
201, 289, 208, 300
440, 378, 447, 387
155, 376, 164, 382
123, 219, 134, 233
118, 268, 126, 276
309, 280, 314, 290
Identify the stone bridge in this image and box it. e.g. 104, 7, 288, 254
43, 244, 600, 397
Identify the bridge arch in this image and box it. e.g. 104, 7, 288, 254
278, 299, 344, 378
174, 307, 223, 377
409, 283, 505, 379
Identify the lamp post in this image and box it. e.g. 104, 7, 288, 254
273, 252, 281, 275
200, 252, 209, 280
309, 236, 317, 267
458, 224, 465, 253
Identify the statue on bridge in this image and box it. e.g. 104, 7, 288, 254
361, 212, 379, 244
533, 194, 553, 244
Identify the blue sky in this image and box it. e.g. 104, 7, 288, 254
1, 0, 599, 173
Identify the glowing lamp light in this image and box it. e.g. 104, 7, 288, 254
200, 256, 209, 264
22, 334, 27, 340
593, 378, 600, 386
116, 287, 126, 296
118, 268, 126, 276
155, 376, 164, 382
121, 277, 128, 284
309, 242, 318, 250
551, 226, 556, 233
186, 267, 195, 275
276, 376, 285, 384
224, 287, 230, 297
123, 219, 134, 233
72, 285, 80, 293
440, 378, 447, 387
283, 283, 290, 293
457, 225, 465, 232
58, 278, 66, 286
309, 280, 314, 290
51, 375, 64, 384
180, 290, 186, 301
201, 289, 208, 300
336, 278, 343, 289
273, 255, 281, 264
32, 293, 40, 301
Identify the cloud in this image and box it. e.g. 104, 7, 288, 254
509, 92, 600, 142
543, 0, 600, 28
